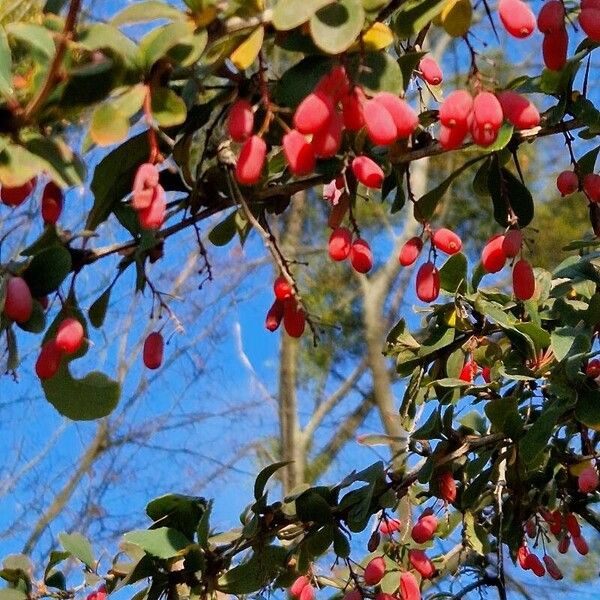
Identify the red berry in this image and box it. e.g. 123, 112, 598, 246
283, 300, 305, 338
143, 332, 164, 369
411, 514, 437, 544
363, 557, 386, 585
274, 276, 293, 301
572, 534, 589, 555
132, 163, 160, 210
582, 0, 600, 8
537, 1, 564, 33
497, 90, 540, 129
408, 549, 435, 579
378, 517, 401, 534
41, 182, 63, 225
557, 535, 570, 554
524, 553, 545, 577
432, 227, 462, 254
565, 513, 581, 538
35, 340, 63, 380
543, 555, 562, 580
235, 136, 267, 185
3, 276, 33, 323
316, 65, 350, 101
471, 122, 499, 147
416, 262, 440, 303
342, 87, 366, 131
525, 518, 536, 538
311, 112, 343, 158
459, 359, 478, 383
352, 156, 384, 189
419, 57, 443, 85
328, 227, 352, 261
473, 91, 504, 131
513, 259, 535, 300
481, 366, 491, 382
138, 185, 166, 229
548, 510, 563, 535
586, 358, 600, 377
283, 130, 315, 176
438, 123, 468, 150
481, 234, 507, 273
350, 239, 373, 274
399, 571, 421, 600
580, 8, 600, 41
499, 0, 536, 37
290, 576, 309, 599
578, 465, 599, 492
439, 90, 473, 129
0, 178, 36, 207
265, 299, 285, 332
543, 29, 568, 71
55, 317, 85, 354
373, 93, 418, 138
439, 471, 457, 503
227, 99, 254, 142
556, 170, 579, 196
299, 586, 314, 600
343, 591, 362, 600
294, 91, 333, 135
363, 99, 397, 146
502, 229, 522, 257
517, 545, 529, 569
583, 173, 600, 202
399, 237, 423, 266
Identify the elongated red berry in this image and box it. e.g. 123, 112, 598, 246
517, 545, 529, 569
294, 91, 333, 135
548, 510, 563, 535
481, 366, 491, 382
311, 112, 342, 158
411, 514, 437, 544
399, 571, 421, 600
578, 465, 599, 492
379, 518, 401, 534
399, 237, 423, 266
416, 262, 440, 303
543, 555, 563, 580
329, 227, 352, 261
502, 229, 522, 257
227, 99, 254, 142
481, 234, 507, 273
373, 93, 418, 138
513, 259, 535, 300
556, 170, 578, 195
524, 553, 545, 577
290, 576, 309, 598
41, 182, 63, 225
0, 178, 36, 207
557, 535, 570, 554
342, 88, 366, 131
409, 549, 435, 579
438, 123, 468, 149
352, 156, 384, 189
586, 358, 600, 377
55, 317, 84, 354
583, 173, 600, 202
432, 227, 462, 254
572, 534, 589, 555
299, 586, 314, 600
565, 513, 581, 537
497, 90, 540, 129
283, 130, 315, 176
235, 136, 266, 185
439, 90, 473, 128
459, 359, 478, 383
274, 276, 293, 301
439, 471, 457, 503
473, 92, 503, 131
537, 1, 564, 33
3, 276, 33, 323
35, 340, 63, 380
363, 557, 386, 585
283, 300, 305, 338
138, 185, 166, 229
543, 29, 568, 71
265, 299, 284, 332
499, 0, 536, 37
350, 239, 373, 274
419, 57, 443, 85
471, 123, 499, 147
364, 99, 397, 145
143, 332, 164, 369
132, 163, 160, 210
580, 8, 600, 41
316, 65, 350, 101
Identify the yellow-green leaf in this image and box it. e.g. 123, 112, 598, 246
230, 27, 264, 70
90, 103, 130, 147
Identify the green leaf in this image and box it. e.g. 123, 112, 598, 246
24, 136, 86, 188
332, 528, 351, 558
391, 0, 446, 38
272, 0, 332, 31
78, 24, 141, 71
487, 162, 534, 228
578, 144, 600, 176
439, 253, 467, 294
23, 245, 72, 297
575, 389, 600, 429
276, 56, 333, 108
0, 591, 26, 600
347, 52, 402, 96
90, 103, 130, 147
6, 23, 55, 59
151, 88, 187, 128
550, 326, 578, 362
140, 21, 207, 70
58, 533, 95, 569
397, 51, 425, 92
111, 1, 185, 25
309, 0, 365, 55
17, 300, 46, 334
254, 461, 291, 501
146, 494, 207, 540
124, 528, 191, 559
0, 27, 12, 98
296, 489, 333, 524
464, 511, 490, 555
208, 211, 237, 246
88, 286, 112, 329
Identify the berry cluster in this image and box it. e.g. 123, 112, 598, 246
132, 163, 166, 230
265, 276, 306, 338
1, 178, 64, 225
35, 317, 84, 379
557, 169, 600, 203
